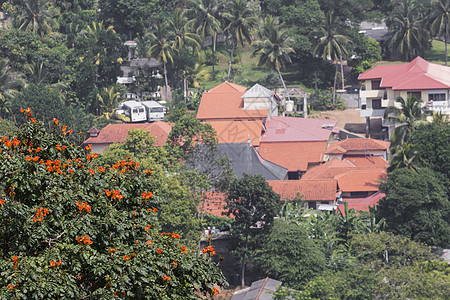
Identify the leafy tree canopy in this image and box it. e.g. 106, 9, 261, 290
377, 167, 450, 247
0, 110, 226, 298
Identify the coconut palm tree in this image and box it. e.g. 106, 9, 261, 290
384, 95, 430, 147
222, 0, 258, 81
168, 8, 201, 54
187, 0, 222, 79
310, 10, 350, 104
15, 0, 59, 37
252, 16, 294, 89
388, 143, 419, 172
147, 23, 175, 101
97, 86, 120, 115
387, 0, 430, 61
430, 0, 450, 65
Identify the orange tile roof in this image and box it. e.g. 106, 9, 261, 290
325, 138, 390, 154
267, 180, 337, 201
258, 141, 327, 172
338, 191, 386, 214
302, 158, 387, 193
83, 121, 173, 147
196, 82, 268, 121
207, 120, 263, 146
344, 157, 389, 167
199, 191, 231, 218
208, 81, 248, 93
336, 169, 387, 192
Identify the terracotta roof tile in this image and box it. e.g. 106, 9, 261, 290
344, 157, 389, 167
261, 117, 337, 142
259, 141, 327, 172
197, 90, 268, 120
325, 138, 390, 154
207, 120, 262, 146
83, 121, 173, 147
336, 169, 387, 192
267, 180, 337, 201
358, 56, 450, 90
338, 191, 386, 213
200, 191, 231, 218
208, 81, 247, 93
302, 158, 387, 193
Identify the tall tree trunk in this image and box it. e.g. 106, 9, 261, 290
164, 62, 169, 102
227, 41, 236, 81
445, 23, 448, 66
333, 63, 338, 104
340, 56, 345, 91
240, 254, 246, 289
212, 33, 216, 79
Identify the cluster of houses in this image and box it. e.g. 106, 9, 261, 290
85, 56, 450, 219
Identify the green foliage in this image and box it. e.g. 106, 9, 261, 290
274, 232, 450, 300
255, 219, 325, 290
378, 168, 450, 247
409, 122, 450, 179
93, 129, 202, 246
225, 174, 280, 286
11, 83, 94, 139
309, 89, 346, 110
0, 112, 226, 298
165, 114, 218, 162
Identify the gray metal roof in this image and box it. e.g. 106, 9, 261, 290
216, 143, 287, 180
242, 84, 273, 98
231, 277, 282, 300
188, 143, 288, 181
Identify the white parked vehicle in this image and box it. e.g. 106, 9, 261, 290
119, 101, 147, 122
141, 101, 165, 121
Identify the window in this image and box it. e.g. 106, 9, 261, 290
372, 99, 382, 109
151, 107, 164, 112
371, 80, 382, 90
407, 92, 422, 100
429, 93, 445, 102
139, 108, 144, 113
133, 108, 138, 113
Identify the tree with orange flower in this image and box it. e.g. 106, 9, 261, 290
0, 109, 226, 298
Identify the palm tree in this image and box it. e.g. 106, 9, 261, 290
168, 8, 201, 54
222, 0, 258, 81
384, 95, 430, 147
148, 23, 175, 101
310, 10, 349, 104
15, 0, 59, 37
430, 0, 450, 65
0, 59, 23, 100
387, 0, 430, 61
388, 143, 419, 172
97, 86, 120, 115
187, 0, 222, 79
252, 16, 294, 89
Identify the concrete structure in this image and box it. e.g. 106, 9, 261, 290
358, 57, 450, 136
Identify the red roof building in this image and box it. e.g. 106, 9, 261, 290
358, 57, 450, 136
196, 82, 270, 122
302, 157, 387, 199
258, 117, 338, 177
83, 121, 173, 154
268, 180, 338, 210
208, 120, 263, 146
324, 138, 390, 160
